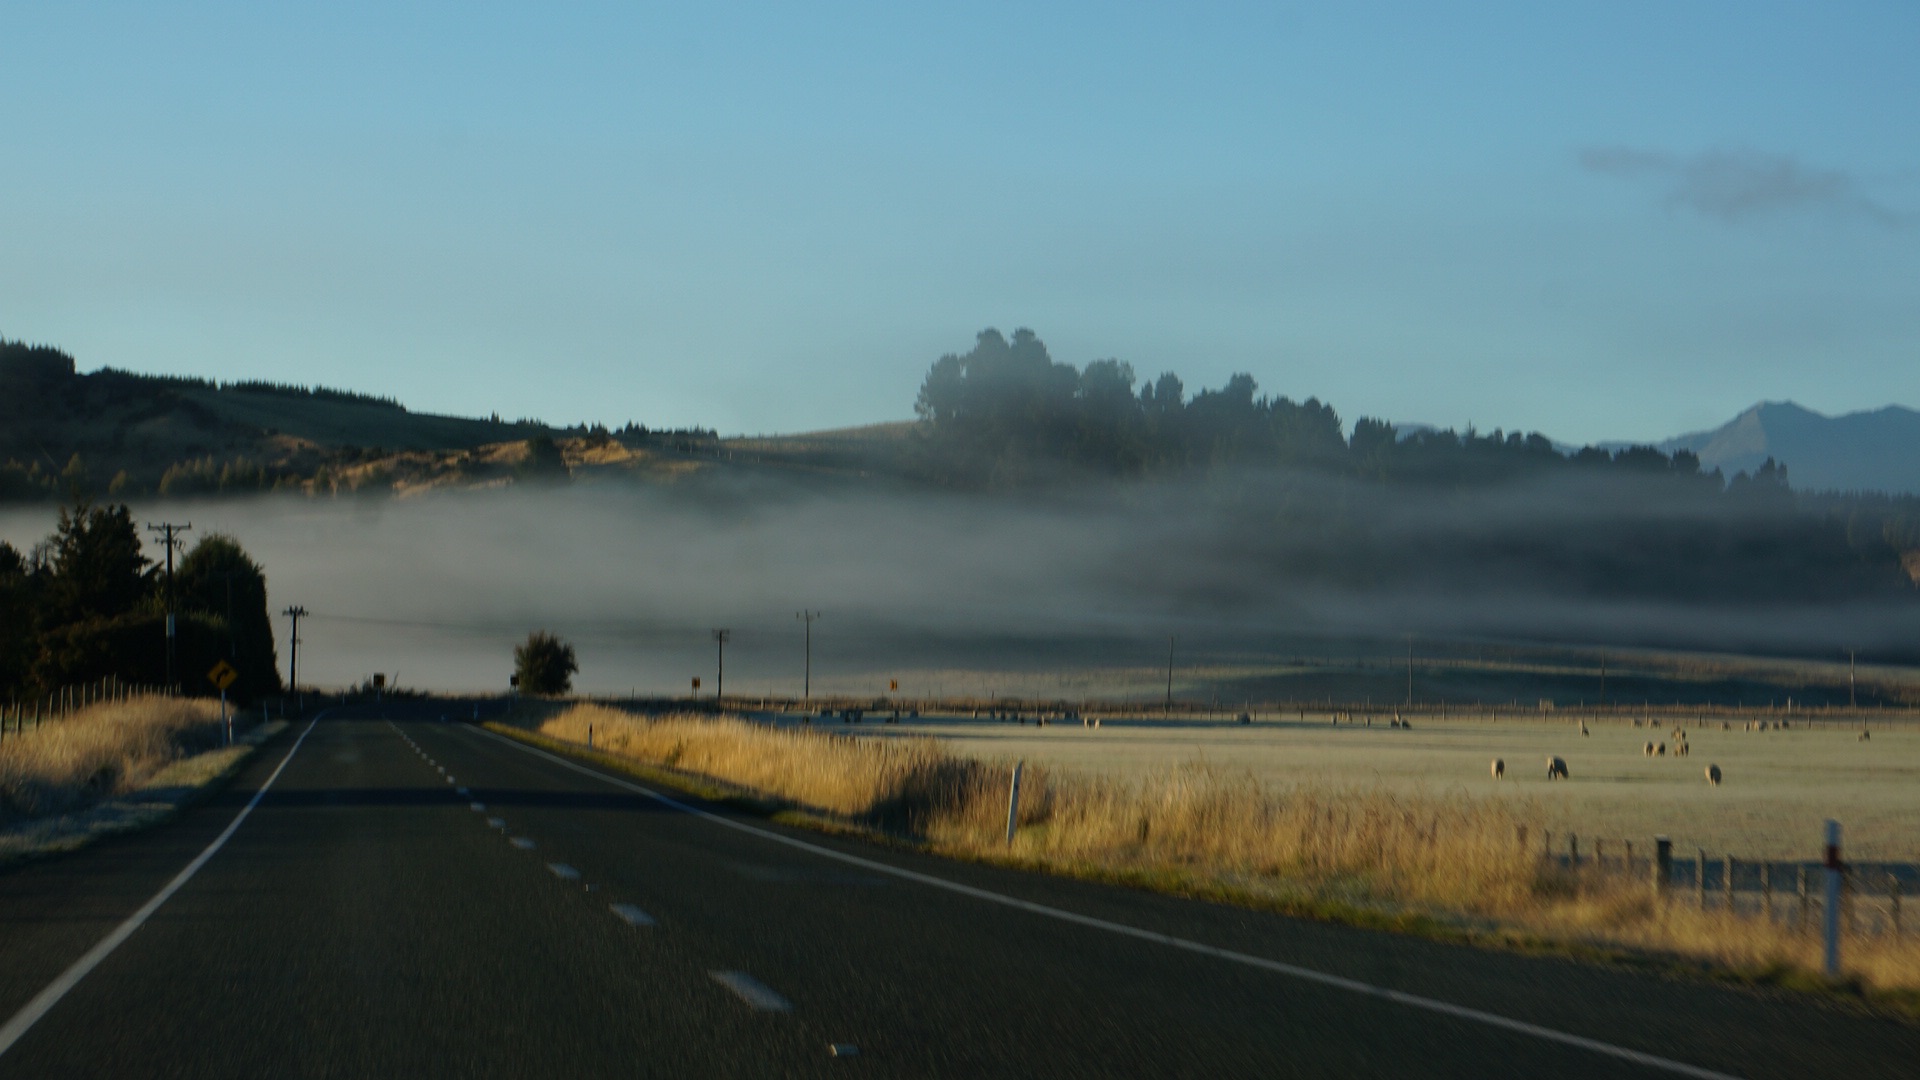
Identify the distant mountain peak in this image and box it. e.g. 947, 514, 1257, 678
1660, 401, 1920, 495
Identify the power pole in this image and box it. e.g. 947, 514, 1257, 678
1405, 634, 1414, 708
283, 606, 308, 691
1165, 635, 1176, 715
713, 629, 731, 700
796, 611, 819, 700
145, 521, 191, 690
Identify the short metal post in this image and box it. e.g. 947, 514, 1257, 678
1005, 761, 1024, 845
1763, 863, 1773, 920
1892, 877, 1903, 939
1570, 833, 1579, 867
1724, 855, 1736, 914
1823, 820, 1843, 977
1654, 837, 1672, 897
1696, 849, 1707, 910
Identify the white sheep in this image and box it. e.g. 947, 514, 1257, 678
1546, 756, 1569, 780
1706, 764, 1722, 786
1491, 758, 1505, 780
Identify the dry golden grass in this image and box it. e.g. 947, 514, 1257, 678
0, 695, 225, 826
523, 701, 1920, 999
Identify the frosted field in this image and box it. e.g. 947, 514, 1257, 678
835, 711, 1920, 862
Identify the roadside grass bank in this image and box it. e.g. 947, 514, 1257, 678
497, 700, 1920, 1013
0, 695, 282, 863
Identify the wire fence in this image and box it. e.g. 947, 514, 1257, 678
1543, 832, 1913, 938
0, 677, 180, 740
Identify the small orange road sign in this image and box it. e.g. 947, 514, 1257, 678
207, 660, 239, 691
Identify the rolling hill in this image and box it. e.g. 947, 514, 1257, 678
1658, 402, 1920, 496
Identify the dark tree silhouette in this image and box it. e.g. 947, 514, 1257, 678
514, 631, 578, 695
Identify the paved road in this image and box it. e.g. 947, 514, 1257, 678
0, 704, 1915, 1078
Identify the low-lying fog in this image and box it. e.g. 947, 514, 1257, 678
5, 471, 1914, 697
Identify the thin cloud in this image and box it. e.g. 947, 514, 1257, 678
1580, 147, 1906, 227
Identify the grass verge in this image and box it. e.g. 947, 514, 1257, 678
493, 701, 1920, 1018
0, 696, 285, 865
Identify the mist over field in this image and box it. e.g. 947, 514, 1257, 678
6, 467, 1913, 697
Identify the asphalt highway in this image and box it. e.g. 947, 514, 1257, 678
0, 704, 1915, 1078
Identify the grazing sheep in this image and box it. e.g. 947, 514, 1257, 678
1721, 722, 1731, 731
1655, 742, 1667, 757
1546, 756, 1569, 780
1400, 719, 1412, 730
1706, 764, 1722, 786
1860, 730, 1872, 742
1492, 758, 1505, 780
1632, 718, 1643, 728
1580, 721, 1590, 736
1676, 740, 1690, 757
1643, 740, 1654, 756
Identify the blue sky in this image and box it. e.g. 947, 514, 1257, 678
2, 2, 1914, 445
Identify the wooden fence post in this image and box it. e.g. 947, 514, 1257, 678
1798, 865, 1811, 931
1697, 848, 1707, 910
1654, 837, 1671, 898
1724, 855, 1736, 914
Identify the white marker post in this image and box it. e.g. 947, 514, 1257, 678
1005, 761, 1024, 845
1823, 819, 1843, 978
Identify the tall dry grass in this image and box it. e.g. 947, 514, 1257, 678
523, 703, 1920, 997
0, 696, 225, 826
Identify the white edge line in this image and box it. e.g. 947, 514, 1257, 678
609, 903, 656, 927
475, 725, 1746, 1080
709, 970, 793, 1012
0, 715, 323, 1060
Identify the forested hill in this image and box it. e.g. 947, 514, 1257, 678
0, 339, 552, 500
891, 328, 1920, 608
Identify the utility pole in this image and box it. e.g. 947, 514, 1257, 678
145, 521, 190, 690
1165, 635, 1176, 715
713, 629, 731, 700
283, 606, 308, 692
796, 611, 819, 700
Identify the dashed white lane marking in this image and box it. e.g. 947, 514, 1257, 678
486, 817, 506, 829
445, 776, 456, 784
0, 716, 323, 1061
478, 726, 1746, 1080
470, 802, 487, 812
609, 903, 656, 927
829, 1044, 860, 1058
510, 837, 536, 850
709, 971, 793, 1012
547, 863, 582, 881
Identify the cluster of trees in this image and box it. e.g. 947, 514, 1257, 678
913, 329, 1346, 483
912, 328, 1758, 490
0, 502, 281, 701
